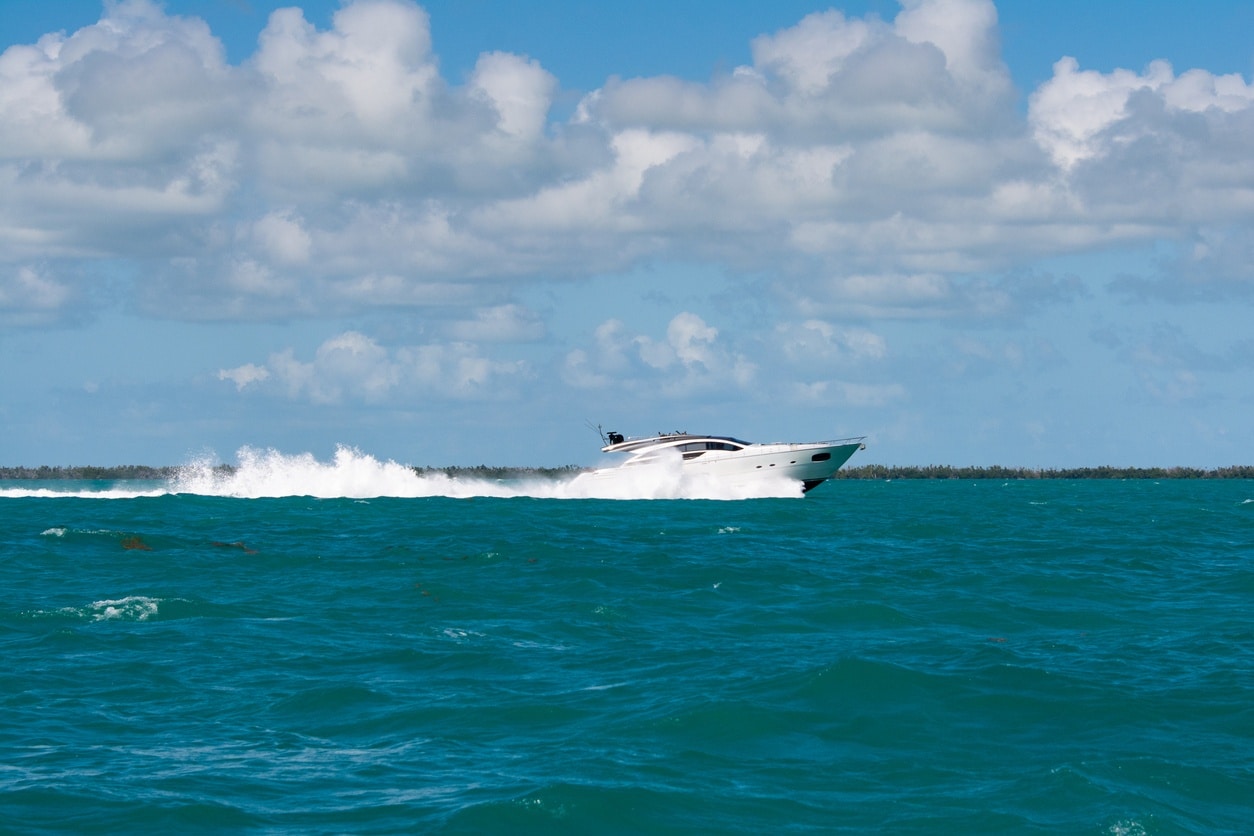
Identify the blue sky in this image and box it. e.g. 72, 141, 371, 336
2, 0, 1252, 469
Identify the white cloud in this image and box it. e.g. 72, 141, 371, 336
217, 363, 270, 390
469, 51, 557, 143
398, 342, 529, 396
777, 320, 888, 364
594, 0, 1012, 136
219, 330, 531, 403
751, 10, 874, 96
800, 272, 955, 319
224, 257, 295, 297
894, 0, 1004, 92
1030, 57, 1172, 170
252, 211, 312, 266
252, 2, 436, 133
1030, 57, 1254, 169
560, 319, 633, 388
0, 34, 93, 158
564, 312, 755, 394
0, 0, 239, 267
0, 265, 73, 324
666, 311, 719, 368
1, 0, 1253, 337
0, 0, 237, 161
446, 304, 546, 342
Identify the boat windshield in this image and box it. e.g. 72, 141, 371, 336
678, 440, 744, 452
605, 433, 752, 454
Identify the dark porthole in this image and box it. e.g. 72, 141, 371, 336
811, 452, 832, 462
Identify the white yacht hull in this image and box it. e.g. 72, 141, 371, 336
587, 432, 866, 494
678, 440, 864, 492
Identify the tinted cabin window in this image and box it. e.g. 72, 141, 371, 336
811, 452, 831, 462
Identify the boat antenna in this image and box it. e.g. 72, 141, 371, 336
585, 420, 609, 446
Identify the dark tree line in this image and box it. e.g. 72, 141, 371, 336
0, 465, 180, 480
0, 464, 587, 480
3, 463, 1253, 481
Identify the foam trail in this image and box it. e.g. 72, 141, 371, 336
171, 446, 493, 499
1, 445, 805, 501
169, 445, 803, 500
0, 485, 168, 500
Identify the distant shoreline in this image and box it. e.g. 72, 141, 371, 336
2, 464, 1253, 481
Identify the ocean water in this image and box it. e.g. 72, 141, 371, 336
2, 448, 1251, 834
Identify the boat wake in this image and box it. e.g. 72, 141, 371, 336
3, 445, 804, 501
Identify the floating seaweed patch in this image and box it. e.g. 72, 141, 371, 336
211, 540, 258, 554
121, 536, 152, 551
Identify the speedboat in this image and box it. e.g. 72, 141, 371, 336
592, 428, 866, 493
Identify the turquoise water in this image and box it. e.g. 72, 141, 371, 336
2, 463, 1252, 833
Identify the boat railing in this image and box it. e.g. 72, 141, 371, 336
764, 435, 866, 446
605, 433, 867, 450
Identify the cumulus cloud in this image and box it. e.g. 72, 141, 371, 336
1, 0, 1253, 337
1029, 57, 1254, 170
249, 1, 441, 193
769, 319, 903, 408
252, 211, 312, 266
217, 363, 269, 391
776, 320, 888, 364
469, 51, 557, 144
445, 304, 546, 342
0, 265, 74, 325
0, 0, 238, 161
0, 0, 241, 267
563, 312, 755, 395
217, 330, 531, 403
751, 10, 874, 96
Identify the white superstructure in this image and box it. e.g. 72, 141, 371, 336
594, 430, 866, 493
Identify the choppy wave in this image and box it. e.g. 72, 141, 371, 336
3, 444, 803, 501
3, 479, 1249, 832
22, 596, 165, 622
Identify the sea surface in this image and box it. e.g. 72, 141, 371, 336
2, 448, 1251, 834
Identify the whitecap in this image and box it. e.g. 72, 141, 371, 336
88, 596, 161, 622
42, 596, 163, 622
